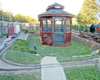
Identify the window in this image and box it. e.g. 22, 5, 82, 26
43, 19, 51, 32
54, 17, 65, 32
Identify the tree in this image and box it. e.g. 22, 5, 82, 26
79, 25, 83, 31
76, 0, 100, 25
83, 25, 88, 32
14, 14, 28, 23
25, 15, 35, 23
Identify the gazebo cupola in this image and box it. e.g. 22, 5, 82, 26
38, 3, 75, 47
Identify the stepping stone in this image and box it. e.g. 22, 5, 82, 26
41, 56, 67, 80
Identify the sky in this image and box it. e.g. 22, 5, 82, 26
2, 0, 84, 19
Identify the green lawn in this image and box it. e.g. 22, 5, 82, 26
64, 66, 100, 80
0, 72, 40, 80
4, 36, 97, 64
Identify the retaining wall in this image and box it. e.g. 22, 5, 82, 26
72, 35, 100, 50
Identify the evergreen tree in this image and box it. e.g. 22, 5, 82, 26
76, 0, 100, 25
79, 25, 83, 31
83, 25, 88, 32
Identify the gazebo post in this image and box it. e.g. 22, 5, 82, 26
40, 18, 43, 43
70, 19, 72, 41
52, 17, 53, 44
70, 19, 72, 32
65, 18, 67, 44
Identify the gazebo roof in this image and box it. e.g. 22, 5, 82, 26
38, 3, 75, 17
39, 9, 73, 15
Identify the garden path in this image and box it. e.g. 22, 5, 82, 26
41, 56, 67, 80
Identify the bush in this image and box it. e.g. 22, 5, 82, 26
79, 25, 83, 31
9, 39, 36, 54
72, 25, 75, 29
83, 25, 88, 32
75, 25, 78, 30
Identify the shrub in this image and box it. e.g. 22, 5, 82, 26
83, 25, 88, 32
9, 39, 36, 54
72, 25, 75, 29
79, 25, 83, 31
75, 25, 78, 30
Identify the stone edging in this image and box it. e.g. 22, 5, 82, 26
72, 35, 100, 50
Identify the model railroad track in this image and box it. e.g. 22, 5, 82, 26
0, 32, 99, 72
0, 32, 25, 54
0, 36, 6, 44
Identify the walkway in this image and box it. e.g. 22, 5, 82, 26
41, 56, 67, 80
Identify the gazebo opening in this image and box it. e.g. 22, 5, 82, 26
38, 3, 75, 47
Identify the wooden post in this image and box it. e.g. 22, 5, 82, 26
98, 50, 100, 71
70, 19, 72, 41
52, 17, 53, 44
40, 18, 43, 43
65, 17, 67, 44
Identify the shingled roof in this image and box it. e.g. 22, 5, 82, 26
39, 3, 75, 17
40, 9, 73, 15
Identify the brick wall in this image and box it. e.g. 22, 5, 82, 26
72, 35, 100, 50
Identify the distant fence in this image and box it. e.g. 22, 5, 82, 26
0, 21, 39, 35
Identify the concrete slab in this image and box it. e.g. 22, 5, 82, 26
41, 56, 67, 80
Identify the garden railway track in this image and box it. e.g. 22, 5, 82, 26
0, 32, 99, 73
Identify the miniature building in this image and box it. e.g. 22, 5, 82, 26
9, 26, 14, 36
38, 3, 75, 47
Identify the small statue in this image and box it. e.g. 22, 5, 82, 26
34, 46, 37, 50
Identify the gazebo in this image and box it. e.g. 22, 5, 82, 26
38, 3, 75, 47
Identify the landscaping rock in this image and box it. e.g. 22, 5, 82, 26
91, 50, 99, 56
35, 54, 39, 56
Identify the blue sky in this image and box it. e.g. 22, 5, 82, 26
2, 0, 84, 19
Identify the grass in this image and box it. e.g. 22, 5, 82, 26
5, 52, 41, 64
0, 34, 6, 38
4, 36, 97, 64
0, 72, 41, 80
64, 65, 100, 80
9, 39, 36, 54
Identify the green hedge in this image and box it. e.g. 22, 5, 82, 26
83, 25, 88, 32
79, 25, 83, 31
